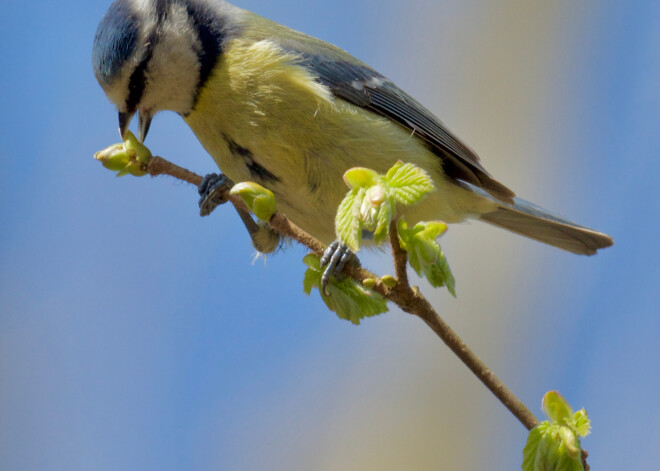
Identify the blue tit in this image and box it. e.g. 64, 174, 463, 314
92, 0, 612, 255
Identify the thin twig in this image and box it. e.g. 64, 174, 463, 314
389, 219, 410, 287
387, 218, 539, 430
147, 155, 540, 431
148, 156, 203, 186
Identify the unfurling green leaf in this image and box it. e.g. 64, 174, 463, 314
522, 392, 591, 471
543, 391, 574, 424
302, 253, 322, 296
335, 187, 365, 252
372, 191, 393, 246
384, 161, 435, 205
230, 182, 276, 221
343, 167, 380, 189
336, 162, 436, 251
302, 253, 388, 325
572, 409, 591, 438
94, 130, 152, 177
397, 219, 455, 295
357, 183, 392, 242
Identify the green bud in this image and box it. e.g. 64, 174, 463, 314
230, 182, 277, 221
94, 143, 131, 171
365, 184, 386, 206
362, 278, 377, 289
524, 391, 591, 471
94, 130, 152, 177
380, 275, 398, 288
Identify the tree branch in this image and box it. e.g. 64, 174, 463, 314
148, 155, 597, 468
147, 155, 539, 431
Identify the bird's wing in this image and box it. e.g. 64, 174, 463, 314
275, 34, 515, 203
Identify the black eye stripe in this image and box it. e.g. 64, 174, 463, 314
184, 4, 225, 107
125, 0, 168, 113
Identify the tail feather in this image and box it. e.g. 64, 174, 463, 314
458, 181, 613, 255
480, 199, 613, 255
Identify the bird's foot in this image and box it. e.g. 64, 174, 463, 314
320, 241, 359, 296
199, 173, 234, 216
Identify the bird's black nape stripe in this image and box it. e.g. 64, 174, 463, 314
154, 0, 170, 22
226, 138, 280, 183
183, 2, 226, 107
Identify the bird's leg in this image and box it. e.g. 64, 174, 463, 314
198, 172, 233, 216
320, 241, 358, 296
234, 207, 281, 254
198, 173, 281, 254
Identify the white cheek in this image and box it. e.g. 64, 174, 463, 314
140, 4, 201, 114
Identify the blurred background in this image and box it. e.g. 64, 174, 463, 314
1, 0, 658, 469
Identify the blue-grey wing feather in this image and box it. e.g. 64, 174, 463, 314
273, 34, 515, 202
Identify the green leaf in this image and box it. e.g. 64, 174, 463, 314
558, 427, 580, 459
384, 161, 435, 205
323, 278, 389, 325
572, 409, 591, 438
398, 219, 455, 295
335, 187, 365, 251
522, 422, 549, 471
230, 182, 277, 221
302, 253, 322, 295
302, 253, 388, 324
372, 195, 393, 246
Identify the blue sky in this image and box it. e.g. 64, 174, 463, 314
1, 1, 658, 470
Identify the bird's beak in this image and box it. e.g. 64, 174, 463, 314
118, 111, 135, 140
138, 109, 153, 143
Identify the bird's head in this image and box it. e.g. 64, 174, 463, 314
92, 0, 233, 141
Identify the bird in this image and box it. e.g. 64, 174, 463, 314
92, 0, 613, 261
